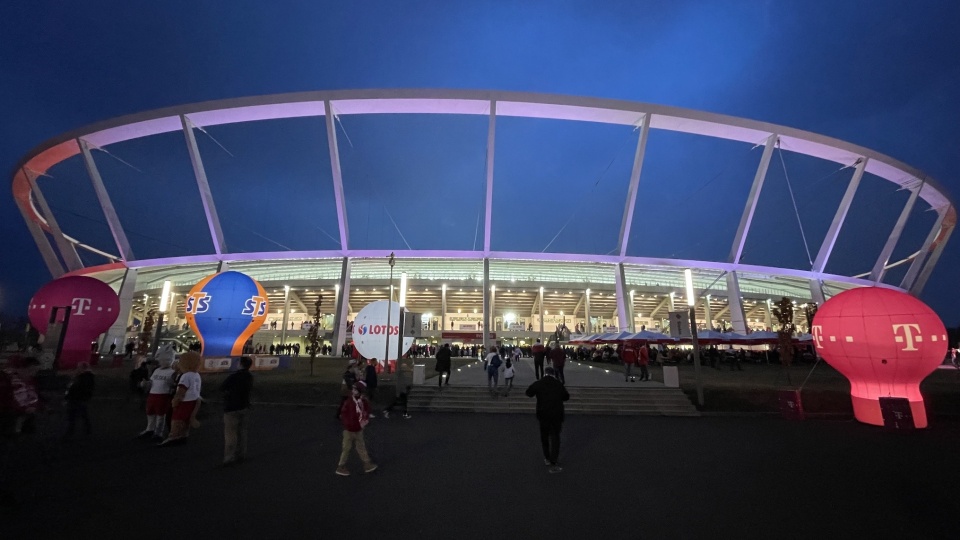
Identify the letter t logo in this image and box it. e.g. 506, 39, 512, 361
892, 323, 922, 351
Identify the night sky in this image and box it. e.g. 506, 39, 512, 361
1, 1, 958, 324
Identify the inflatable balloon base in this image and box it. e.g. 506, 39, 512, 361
851, 394, 926, 429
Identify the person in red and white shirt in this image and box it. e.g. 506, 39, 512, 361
638, 342, 651, 382
621, 342, 638, 382
159, 351, 202, 447
138, 345, 176, 441
336, 381, 377, 476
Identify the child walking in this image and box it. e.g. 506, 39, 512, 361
502, 359, 515, 395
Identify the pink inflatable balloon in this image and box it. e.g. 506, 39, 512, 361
27, 276, 120, 369
812, 287, 947, 428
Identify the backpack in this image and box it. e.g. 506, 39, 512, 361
489, 354, 502, 370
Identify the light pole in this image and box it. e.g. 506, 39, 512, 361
384, 252, 395, 376
685, 269, 704, 407
396, 271, 407, 396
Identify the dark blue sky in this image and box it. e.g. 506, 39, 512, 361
1, 1, 958, 323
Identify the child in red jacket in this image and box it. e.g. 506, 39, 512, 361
335, 381, 377, 476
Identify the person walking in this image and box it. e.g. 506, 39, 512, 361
435, 343, 452, 388
502, 358, 516, 395
63, 362, 95, 440
128, 358, 149, 407
336, 360, 361, 419
549, 342, 567, 384
364, 358, 379, 416
731, 349, 745, 372
336, 381, 378, 476
621, 342, 638, 382
138, 346, 176, 441
485, 349, 502, 394
159, 351, 202, 447
525, 366, 569, 473
638, 342, 650, 381
532, 339, 546, 380
220, 356, 254, 466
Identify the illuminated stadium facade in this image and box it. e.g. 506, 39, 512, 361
11, 90, 956, 353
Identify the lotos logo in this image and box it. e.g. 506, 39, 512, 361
357, 324, 397, 336
241, 295, 267, 317
185, 292, 212, 314
71, 297, 93, 316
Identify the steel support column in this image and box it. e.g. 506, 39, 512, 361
280, 286, 291, 345
703, 295, 713, 330
441, 284, 447, 332
324, 101, 350, 250
181, 115, 227, 256
614, 264, 629, 331
810, 157, 866, 305
482, 258, 491, 353
813, 158, 867, 272
809, 280, 826, 305
618, 113, 651, 257
78, 138, 135, 261
483, 101, 496, 253
764, 299, 772, 330
26, 168, 82, 271
100, 268, 137, 354
912, 223, 954, 295
900, 209, 946, 290
490, 284, 497, 332
15, 196, 64, 277
729, 134, 778, 264
537, 286, 545, 341
725, 272, 748, 333
332, 258, 352, 353
870, 184, 921, 282
584, 289, 591, 333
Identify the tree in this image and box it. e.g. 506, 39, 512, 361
306, 295, 323, 376
137, 309, 156, 357
772, 297, 795, 367
803, 303, 818, 335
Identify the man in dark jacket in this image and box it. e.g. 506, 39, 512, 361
525, 366, 569, 473
434, 343, 452, 388
64, 362, 95, 439
220, 356, 254, 465
549, 342, 567, 384
531, 339, 546, 380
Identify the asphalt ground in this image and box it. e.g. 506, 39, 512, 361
2, 396, 959, 539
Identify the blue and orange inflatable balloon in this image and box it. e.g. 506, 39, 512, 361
184, 271, 268, 357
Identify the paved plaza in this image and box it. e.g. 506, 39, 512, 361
435, 356, 665, 388
2, 394, 959, 539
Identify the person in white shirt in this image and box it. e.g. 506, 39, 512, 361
138, 344, 177, 441
502, 359, 516, 395
159, 351, 203, 447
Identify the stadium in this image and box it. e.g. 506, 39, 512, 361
10, 90, 956, 354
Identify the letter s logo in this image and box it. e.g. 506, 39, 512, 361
186, 292, 211, 314
242, 295, 266, 317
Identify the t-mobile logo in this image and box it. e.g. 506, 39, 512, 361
71, 297, 93, 315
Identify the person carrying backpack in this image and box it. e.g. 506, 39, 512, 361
485, 350, 502, 394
